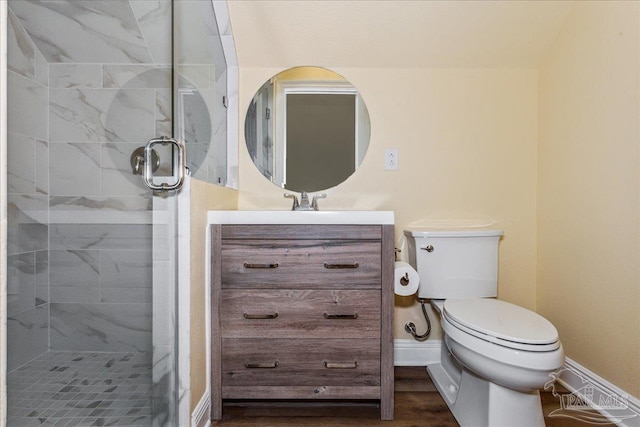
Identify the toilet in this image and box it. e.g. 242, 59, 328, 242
404, 229, 564, 427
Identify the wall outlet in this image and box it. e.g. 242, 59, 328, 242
384, 148, 399, 170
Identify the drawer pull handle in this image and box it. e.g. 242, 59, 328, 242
243, 262, 279, 269
324, 361, 358, 369
243, 313, 279, 320
323, 313, 358, 320
245, 362, 279, 369
323, 262, 359, 269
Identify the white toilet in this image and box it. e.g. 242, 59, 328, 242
404, 229, 565, 427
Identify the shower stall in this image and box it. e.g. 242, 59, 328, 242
1, 0, 237, 425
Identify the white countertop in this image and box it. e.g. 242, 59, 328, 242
207, 210, 394, 225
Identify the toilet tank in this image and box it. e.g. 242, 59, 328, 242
403, 229, 503, 299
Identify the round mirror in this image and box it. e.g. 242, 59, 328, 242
244, 66, 371, 192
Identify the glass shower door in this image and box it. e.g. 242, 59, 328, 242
3, 0, 231, 424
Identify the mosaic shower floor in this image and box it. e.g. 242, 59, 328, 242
7, 351, 152, 426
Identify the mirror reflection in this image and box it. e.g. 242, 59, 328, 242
245, 67, 371, 192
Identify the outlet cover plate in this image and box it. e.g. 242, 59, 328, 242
384, 148, 399, 170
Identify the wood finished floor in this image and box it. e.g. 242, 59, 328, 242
212, 367, 610, 426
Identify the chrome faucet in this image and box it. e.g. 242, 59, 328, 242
311, 193, 326, 210
284, 192, 327, 211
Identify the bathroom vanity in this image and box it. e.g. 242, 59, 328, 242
208, 211, 395, 421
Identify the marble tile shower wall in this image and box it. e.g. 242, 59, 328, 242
45, 60, 164, 353
7, 0, 225, 365
6, 1, 215, 367
6, 7, 50, 372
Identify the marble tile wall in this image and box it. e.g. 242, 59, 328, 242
6, 7, 50, 371
8, 0, 154, 64
45, 65, 165, 352
8, 5, 229, 418
9, 0, 230, 187
7, 0, 176, 356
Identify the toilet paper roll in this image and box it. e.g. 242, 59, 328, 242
394, 261, 419, 296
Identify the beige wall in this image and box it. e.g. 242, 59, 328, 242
538, 1, 640, 397
238, 68, 540, 339
196, 0, 640, 408
190, 179, 238, 411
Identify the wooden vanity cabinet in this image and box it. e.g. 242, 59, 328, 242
210, 224, 394, 421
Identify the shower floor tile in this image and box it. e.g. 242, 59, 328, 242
7, 351, 152, 427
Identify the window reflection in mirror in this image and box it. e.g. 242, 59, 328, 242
245, 67, 370, 193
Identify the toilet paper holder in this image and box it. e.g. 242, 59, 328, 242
400, 272, 410, 286
393, 248, 431, 340
396, 248, 415, 289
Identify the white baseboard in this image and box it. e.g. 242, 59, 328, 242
394, 338, 441, 366
191, 389, 211, 427
553, 358, 640, 427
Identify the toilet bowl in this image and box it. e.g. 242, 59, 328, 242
404, 229, 565, 427
442, 298, 563, 390
430, 298, 564, 427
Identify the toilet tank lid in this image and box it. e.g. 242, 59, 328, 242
403, 229, 504, 238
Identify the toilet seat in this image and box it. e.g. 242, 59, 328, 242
443, 299, 560, 352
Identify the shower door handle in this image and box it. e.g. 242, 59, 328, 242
143, 136, 186, 191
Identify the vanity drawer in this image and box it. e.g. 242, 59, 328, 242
221, 338, 381, 390
221, 289, 380, 339
221, 239, 382, 288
